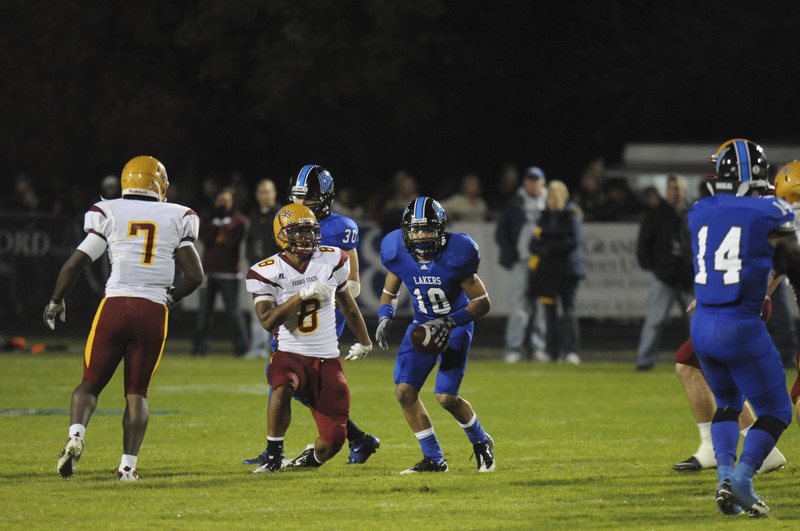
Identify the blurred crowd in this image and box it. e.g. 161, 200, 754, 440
1, 158, 656, 227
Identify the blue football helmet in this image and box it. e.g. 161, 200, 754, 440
401, 196, 447, 261
288, 164, 335, 219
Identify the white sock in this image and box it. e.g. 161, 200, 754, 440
414, 427, 435, 440
458, 413, 477, 429
69, 423, 86, 441
120, 454, 138, 470
696, 422, 713, 452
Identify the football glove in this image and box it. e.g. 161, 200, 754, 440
425, 317, 455, 350
43, 299, 66, 330
166, 287, 180, 308
375, 317, 393, 350
344, 342, 372, 361
299, 282, 334, 302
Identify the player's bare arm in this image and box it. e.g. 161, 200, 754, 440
335, 288, 371, 347
171, 245, 204, 303
379, 272, 403, 306
770, 231, 800, 270
255, 295, 305, 332
345, 247, 361, 298
459, 273, 491, 320
50, 250, 93, 302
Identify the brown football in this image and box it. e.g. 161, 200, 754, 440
410, 323, 446, 355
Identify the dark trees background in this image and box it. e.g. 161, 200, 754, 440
3, 1, 800, 207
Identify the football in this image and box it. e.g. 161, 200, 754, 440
410, 323, 449, 355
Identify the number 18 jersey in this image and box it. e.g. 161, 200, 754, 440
689, 194, 795, 315
380, 230, 480, 323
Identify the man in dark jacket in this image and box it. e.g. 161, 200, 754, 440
634, 175, 694, 371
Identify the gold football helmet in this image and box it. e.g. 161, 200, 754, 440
120, 156, 169, 201
775, 160, 800, 205
273, 203, 321, 258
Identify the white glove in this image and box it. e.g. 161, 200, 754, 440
43, 300, 66, 330
299, 282, 334, 302
166, 287, 180, 308
375, 317, 393, 350
345, 342, 372, 361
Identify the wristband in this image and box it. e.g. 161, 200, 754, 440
449, 309, 473, 326
378, 303, 396, 321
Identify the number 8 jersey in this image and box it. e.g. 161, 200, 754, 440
689, 194, 795, 314
380, 229, 480, 323
246, 247, 350, 358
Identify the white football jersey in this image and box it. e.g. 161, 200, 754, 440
79, 198, 199, 304
246, 246, 350, 358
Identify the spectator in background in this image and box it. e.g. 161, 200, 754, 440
529, 180, 586, 364
380, 170, 418, 235
634, 175, 693, 371
572, 157, 608, 221
10, 173, 43, 212
244, 179, 281, 359
492, 163, 520, 213
101, 175, 121, 199
192, 188, 249, 357
593, 177, 643, 221
641, 185, 661, 210
495, 166, 548, 363
441, 173, 489, 222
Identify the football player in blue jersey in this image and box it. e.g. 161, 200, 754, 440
688, 140, 800, 517
243, 165, 380, 466
376, 196, 494, 473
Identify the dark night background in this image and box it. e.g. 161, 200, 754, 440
3, 0, 800, 210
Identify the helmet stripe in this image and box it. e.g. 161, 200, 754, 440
414, 197, 427, 221
297, 164, 315, 188
734, 140, 751, 182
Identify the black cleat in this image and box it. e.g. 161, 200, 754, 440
472, 435, 496, 472
400, 457, 449, 474
673, 456, 703, 472
287, 447, 322, 468
715, 479, 743, 515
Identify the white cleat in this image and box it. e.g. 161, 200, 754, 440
57, 436, 84, 478
117, 465, 139, 481
757, 446, 786, 474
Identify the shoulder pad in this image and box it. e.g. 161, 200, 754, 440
380, 230, 403, 265
443, 233, 481, 270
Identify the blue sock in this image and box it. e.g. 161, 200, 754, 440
711, 420, 738, 469
415, 428, 444, 462
739, 429, 777, 472
458, 414, 488, 445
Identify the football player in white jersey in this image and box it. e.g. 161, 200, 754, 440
245, 203, 373, 472
44, 156, 203, 481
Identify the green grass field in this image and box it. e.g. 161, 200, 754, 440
1, 340, 798, 530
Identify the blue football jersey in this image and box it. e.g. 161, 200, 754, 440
689, 194, 795, 314
319, 212, 359, 250
380, 230, 480, 323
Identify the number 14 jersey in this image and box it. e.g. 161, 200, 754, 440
689, 194, 795, 315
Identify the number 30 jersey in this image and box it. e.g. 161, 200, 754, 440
689, 194, 796, 315
380, 230, 480, 323
80, 198, 199, 304
245, 247, 350, 358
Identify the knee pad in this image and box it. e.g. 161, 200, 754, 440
712, 408, 741, 424
751, 415, 789, 440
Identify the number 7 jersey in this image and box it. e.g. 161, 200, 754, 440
689, 194, 795, 314
380, 230, 480, 323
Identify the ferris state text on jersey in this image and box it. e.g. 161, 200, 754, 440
245, 246, 349, 358
380, 230, 480, 323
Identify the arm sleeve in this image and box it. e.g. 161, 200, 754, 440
76, 232, 107, 262
179, 209, 200, 248
332, 250, 351, 291
245, 268, 278, 303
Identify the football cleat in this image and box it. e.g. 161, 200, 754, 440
117, 465, 139, 481
286, 446, 322, 468
56, 436, 84, 478
347, 434, 381, 464
243, 450, 270, 466
729, 475, 770, 518
673, 448, 716, 472
253, 455, 284, 474
715, 479, 743, 515
472, 435, 496, 473
400, 457, 449, 474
